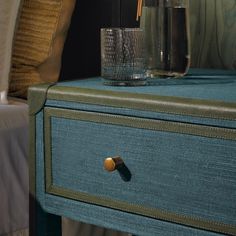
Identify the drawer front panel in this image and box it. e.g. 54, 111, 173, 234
44, 107, 236, 235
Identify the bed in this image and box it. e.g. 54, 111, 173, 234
0, 98, 29, 236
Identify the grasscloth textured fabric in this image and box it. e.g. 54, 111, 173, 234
0, 0, 22, 104
9, 0, 76, 98
29, 72, 236, 235
46, 111, 236, 233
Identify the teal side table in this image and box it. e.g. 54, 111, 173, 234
29, 69, 236, 236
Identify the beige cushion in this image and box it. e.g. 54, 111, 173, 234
9, 0, 76, 99
0, 0, 22, 104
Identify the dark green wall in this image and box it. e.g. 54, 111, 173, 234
60, 0, 139, 81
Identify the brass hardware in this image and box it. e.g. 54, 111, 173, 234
104, 156, 132, 181
104, 156, 124, 172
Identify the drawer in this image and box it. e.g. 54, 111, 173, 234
44, 107, 236, 235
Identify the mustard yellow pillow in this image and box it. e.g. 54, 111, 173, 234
9, 0, 76, 98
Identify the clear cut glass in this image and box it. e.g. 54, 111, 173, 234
101, 28, 147, 86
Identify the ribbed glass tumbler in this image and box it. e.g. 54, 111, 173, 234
101, 28, 147, 86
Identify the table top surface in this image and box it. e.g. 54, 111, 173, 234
57, 69, 236, 103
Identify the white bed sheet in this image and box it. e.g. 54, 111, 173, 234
0, 98, 29, 235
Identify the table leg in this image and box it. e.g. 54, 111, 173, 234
29, 193, 61, 236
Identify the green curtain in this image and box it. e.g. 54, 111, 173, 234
189, 0, 236, 69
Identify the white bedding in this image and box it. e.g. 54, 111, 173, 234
0, 98, 29, 235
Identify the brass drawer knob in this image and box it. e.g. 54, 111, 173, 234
104, 156, 124, 172
104, 156, 132, 182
